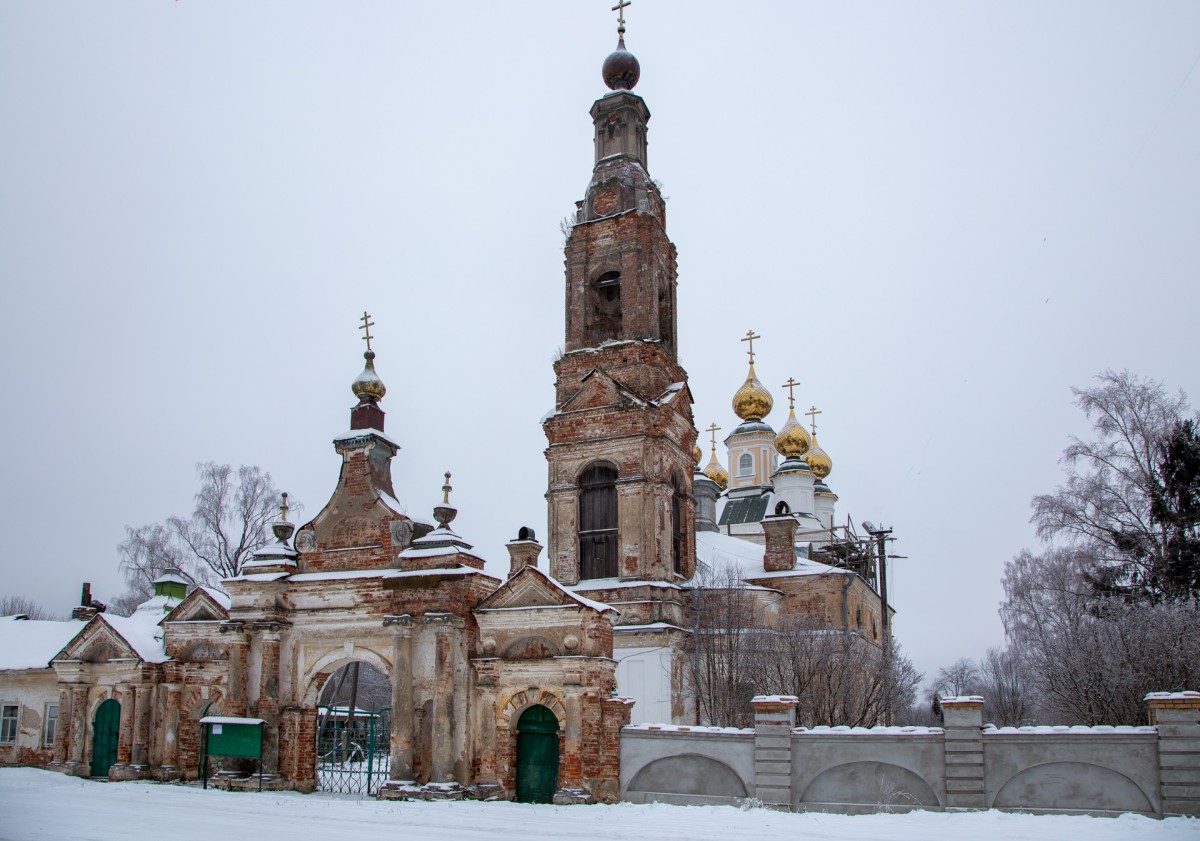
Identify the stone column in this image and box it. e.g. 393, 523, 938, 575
161, 685, 182, 777
386, 615, 415, 782
257, 624, 283, 775
67, 686, 88, 772
428, 614, 458, 782
110, 686, 135, 777
941, 695, 986, 810
131, 685, 152, 771
221, 624, 250, 718
751, 695, 797, 809
52, 687, 71, 766
1145, 691, 1200, 817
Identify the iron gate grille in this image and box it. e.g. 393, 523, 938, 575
316, 706, 391, 796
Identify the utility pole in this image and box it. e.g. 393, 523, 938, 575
862, 522, 894, 723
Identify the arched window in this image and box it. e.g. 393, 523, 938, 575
579, 463, 618, 579
586, 271, 622, 343
671, 472, 685, 575
738, 452, 754, 478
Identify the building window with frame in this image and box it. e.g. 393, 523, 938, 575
44, 703, 58, 747
737, 452, 754, 478
578, 462, 618, 580
1, 704, 18, 744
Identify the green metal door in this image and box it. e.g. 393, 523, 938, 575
90, 699, 120, 778
515, 705, 559, 803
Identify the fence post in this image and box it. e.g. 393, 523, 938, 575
941, 695, 986, 811
1145, 691, 1200, 818
751, 695, 798, 809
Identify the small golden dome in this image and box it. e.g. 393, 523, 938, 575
704, 449, 729, 491
804, 433, 833, 479
775, 408, 812, 458
732, 362, 773, 421
692, 445, 703, 465
351, 351, 386, 402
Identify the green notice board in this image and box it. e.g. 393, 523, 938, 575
199, 716, 265, 789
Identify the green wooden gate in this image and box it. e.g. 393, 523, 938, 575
515, 705, 559, 803
90, 699, 120, 778
316, 705, 391, 795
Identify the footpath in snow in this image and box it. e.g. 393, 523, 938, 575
0, 768, 1196, 841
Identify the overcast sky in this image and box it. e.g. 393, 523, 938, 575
1, 2, 1197, 684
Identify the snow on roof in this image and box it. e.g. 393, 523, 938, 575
200, 716, 265, 725
0, 616, 84, 671
99, 594, 179, 663
752, 694, 799, 704
624, 723, 752, 735
1144, 691, 1200, 701
613, 622, 687, 633
695, 530, 849, 580
520, 566, 618, 615
795, 725, 946, 736
565, 577, 681, 592
654, 381, 687, 405
199, 586, 231, 610
941, 695, 985, 704
984, 725, 1157, 736
333, 427, 400, 450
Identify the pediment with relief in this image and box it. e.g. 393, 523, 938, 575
163, 588, 229, 624
56, 620, 137, 664
560, 369, 644, 413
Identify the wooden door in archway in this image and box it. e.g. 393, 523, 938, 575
90, 699, 120, 778
515, 705, 559, 803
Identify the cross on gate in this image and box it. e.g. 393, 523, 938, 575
805, 405, 822, 436
781, 377, 800, 411
740, 330, 761, 364
359, 311, 376, 352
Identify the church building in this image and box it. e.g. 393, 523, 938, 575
0, 16, 894, 802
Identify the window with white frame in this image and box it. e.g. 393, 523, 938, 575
737, 452, 754, 477
44, 703, 58, 747
0, 704, 18, 744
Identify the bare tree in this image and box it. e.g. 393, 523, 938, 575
1001, 546, 1200, 724
118, 462, 293, 597
934, 658, 982, 698
685, 564, 921, 728
976, 647, 1035, 727
1031, 370, 1192, 600
0, 595, 59, 620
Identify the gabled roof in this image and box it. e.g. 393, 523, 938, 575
695, 530, 850, 581
558, 368, 647, 413
163, 587, 230, 623
475, 566, 618, 616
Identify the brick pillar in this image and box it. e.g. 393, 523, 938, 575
428, 614, 458, 782
597, 696, 633, 804
760, 515, 798, 572
506, 535, 543, 578
941, 695, 986, 810
386, 615, 415, 781
131, 685, 152, 770
1145, 691, 1200, 817
112, 685, 134, 776
52, 688, 71, 766
161, 685, 182, 776
223, 625, 249, 717
67, 686, 88, 773
257, 627, 282, 775
751, 695, 797, 809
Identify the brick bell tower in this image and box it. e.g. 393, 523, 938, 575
543, 25, 698, 589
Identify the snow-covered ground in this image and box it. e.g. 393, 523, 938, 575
1, 769, 1196, 841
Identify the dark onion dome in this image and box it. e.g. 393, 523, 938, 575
603, 37, 640, 91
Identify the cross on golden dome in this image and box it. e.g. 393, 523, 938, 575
359, 311, 376, 353
781, 377, 800, 411
740, 330, 761, 364
611, 0, 631, 36
805, 405, 822, 436
706, 422, 722, 450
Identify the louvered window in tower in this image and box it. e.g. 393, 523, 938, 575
579, 463, 618, 579
671, 473, 685, 575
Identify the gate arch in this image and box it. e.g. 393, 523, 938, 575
515, 705, 560, 803
90, 699, 120, 778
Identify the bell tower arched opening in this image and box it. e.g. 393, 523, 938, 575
579, 462, 618, 580
586, 271, 622, 344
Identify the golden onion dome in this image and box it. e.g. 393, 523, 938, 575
692, 445, 703, 465
774, 408, 812, 458
803, 433, 833, 479
351, 350, 386, 402
703, 449, 729, 491
732, 362, 773, 421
